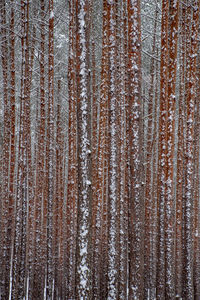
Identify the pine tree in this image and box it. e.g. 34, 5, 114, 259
156, 1, 169, 298
165, 1, 179, 297
183, 2, 199, 298
0, 1, 11, 297
75, 0, 92, 298
127, 0, 144, 298
46, 0, 55, 298
66, 0, 78, 298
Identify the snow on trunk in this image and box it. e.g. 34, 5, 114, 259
127, 0, 144, 299
75, 1, 92, 298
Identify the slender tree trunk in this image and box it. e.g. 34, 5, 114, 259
118, 1, 128, 298
91, 0, 109, 298
193, 84, 200, 299
99, 4, 109, 297
0, 1, 10, 296
53, 79, 65, 299
25, 16, 36, 300
12, 1, 31, 298
164, 1, 179, 298
75, 0, 92, 298
127, 0, 144, 298
175, 4, 186, 297
66, 0, 78, 298
183, 3, 199, 298
151, 48, 159, 300
144, 3, 158, 298
46, 0, 55, 298
32, 1, 46, 298
156, 1, 169, 298
106, 1, 120, 299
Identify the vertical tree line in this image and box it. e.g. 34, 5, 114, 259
0, 0, 200, 299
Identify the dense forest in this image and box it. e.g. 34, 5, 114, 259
0, 0, 200, 299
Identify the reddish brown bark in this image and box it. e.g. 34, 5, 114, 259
144, 4, 158, 298
75, 0, 92, 298
66, 0, 78, 298
183, 3, 199, 298
127, 0, 144, 298
46, 1, 55, 298
164, 1, 179, 298
12, 1, 32, 298
175, 4, 186, 297
32, 0, 46, 297
193, 84, 200, 299
0, 0, 11, 297
92, 0, 110, 298
156, 1, 169, 298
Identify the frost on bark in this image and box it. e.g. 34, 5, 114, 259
75, 0, 92, 298
46, 0, 55, 298
66, 0, 78, 298
118, 1, 128, 298
165, 0, 179, 298
99, 5, 109, 297
5, 1, 18, 297
144, 3, 158, 298
99, 129, 109, 300
127, 0, 144, 299
193, 75, 200, 298
151, 51, 159, 300
156, 1, 169, 298
0, 1, 10, 297
12, 1, 32, 298
31, 0, 46, 298
175, 3, 186, 297
106, 1, 119, 299
24, 7, 36, 300
53, 79, 65, 299
183, 2, 199, 298
8, 0, 16, 277
91, 34, 100, 299
193, 31, 200, 296
0, 0, 17, 298
92, 0, 109, 298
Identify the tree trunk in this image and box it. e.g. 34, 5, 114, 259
127, 0, 144, 298
75, 0, 92, 298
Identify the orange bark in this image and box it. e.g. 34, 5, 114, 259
183, 3, 199, 298
66, 0, 78, 297
127, 0, 144, 298
156, 1, 169, 298
175, 4, 186, 297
